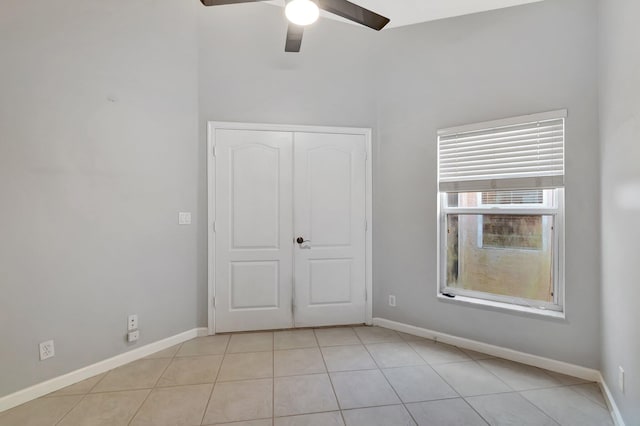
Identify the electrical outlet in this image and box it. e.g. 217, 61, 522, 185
178, 212, 191, 225
388, 295, 396, 307
619, 366, 625, 393
128, 314, 138, 332
128, 330, 139, 342
39, 340, 55, 361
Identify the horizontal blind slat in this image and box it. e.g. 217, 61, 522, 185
439, 126, 564, 147
440, 143, 564, 162
440, 154, 564, 169
439, 134, 564, 152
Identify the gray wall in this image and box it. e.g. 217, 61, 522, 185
599, 0, 640, 423
0, 0, 199, 396
372, 0, 602, 369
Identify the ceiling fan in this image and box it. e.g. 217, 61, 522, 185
200, 0, 390, 52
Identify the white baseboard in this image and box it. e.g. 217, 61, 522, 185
598, 373, 627, 426
373, 318, 600, 381
0, 327, 209, 413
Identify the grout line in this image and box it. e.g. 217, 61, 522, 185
314, 327, 346, 426
51, 392, 87, 426
53, 356, 135, 426
459, 397, 492, 426
126, 355, 175, 425
357, 328, 421, 425
199, 335, 231, 426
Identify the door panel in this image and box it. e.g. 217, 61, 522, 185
215, 129, 293, 332
293, 132, 367, 327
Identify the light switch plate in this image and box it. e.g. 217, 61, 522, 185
178, 212, 191, 225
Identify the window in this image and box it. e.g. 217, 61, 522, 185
438, 111, 566, 314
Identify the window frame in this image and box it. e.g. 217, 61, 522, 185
435, 110, 567, 317
438, 189, 565, 314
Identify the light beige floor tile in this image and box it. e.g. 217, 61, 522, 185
144, 344, 181, 360
543, 369, 590, 386
274, 374, 339, 417
275, 411, 344, 426
330, 369, 400, 409
467, 392, 557, 426
342, 405, 415, 426
57, 389, 149, 426
227, 333, 273, 353
275, 348, 326, 377
409, 340, 471, 365
275, 330, 318, 350
569, 383, 607, 408
432, 361, 511, 397
406, 398, 488, 426
0, 395, 82, 426
459, 348, 495, 360
176, 335, 230, 357
212, 420, 272, 426
382, 365, 458, 403
218, 352, 273, 382
157, 355, 223, 387
203, 379, 273, 424
321, 345, 377, 372
314, 328, 361, 347
366, 342, 425, 368
353, 327, 402, 344
478, 358, 559, 391
521, 386, 614, 426
91, 358, 171, 392
129, 384, 213, 426
396, 331, 426, 342
49, 373, 106, 396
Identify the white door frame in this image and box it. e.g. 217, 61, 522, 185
207, 121, 373, 335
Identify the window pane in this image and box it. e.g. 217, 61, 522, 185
446, 213, 554, 302
482, 215, 542, 249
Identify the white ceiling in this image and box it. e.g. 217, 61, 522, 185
266, 0, 544, 28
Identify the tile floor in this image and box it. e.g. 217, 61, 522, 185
0, 326, 614, 426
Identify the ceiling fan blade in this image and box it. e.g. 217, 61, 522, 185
200, 0, 266, 6
316, 0, 390, 31
285, 24, 304, 52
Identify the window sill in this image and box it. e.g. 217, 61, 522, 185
437, 293, 566, 320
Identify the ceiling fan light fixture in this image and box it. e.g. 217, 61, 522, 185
285, 0, 319, 26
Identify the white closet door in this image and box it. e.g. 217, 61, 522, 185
214, 129, 294, 332
293, 132, 367, 327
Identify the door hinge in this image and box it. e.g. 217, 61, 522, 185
212, 221, 216, 232
365, 220, 368, 231
212, 146, 217, 157
365, 288, 368, 302
364, 151, 368, 161
212, 296, 216, 307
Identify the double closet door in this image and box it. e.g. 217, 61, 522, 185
213, 128, 368, 333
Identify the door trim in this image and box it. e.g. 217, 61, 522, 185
207, 121, 373, 335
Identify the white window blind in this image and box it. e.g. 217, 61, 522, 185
438, 110, 566, 192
